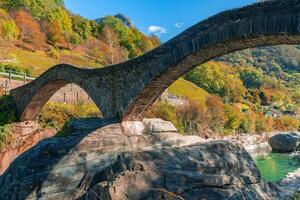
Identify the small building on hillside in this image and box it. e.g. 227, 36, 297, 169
160, 89, 188, 106
264, 108, 282, 118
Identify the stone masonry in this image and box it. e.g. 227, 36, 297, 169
10, 0, 300, 121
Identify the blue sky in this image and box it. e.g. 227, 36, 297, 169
64, 0, 256, 42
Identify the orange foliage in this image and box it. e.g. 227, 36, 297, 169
14, 10, 45, 50
273, 116, 299, 131
206, 96, 225, 132
176, 100, 209, 135
46, 19, 68, 48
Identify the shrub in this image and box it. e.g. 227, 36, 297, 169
48, 47, 60, 58
0, 95, 17, 126
239, 113, 255, 133
206, 96, 226, 133
176, 101, 208, 135
145, 101, 179, 131
38, 101, 100, 131
0, 9, 19, 42
0, 124, 12, 150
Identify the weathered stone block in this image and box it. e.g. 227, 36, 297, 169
143, 118, 177, 133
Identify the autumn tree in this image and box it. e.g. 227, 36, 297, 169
224, 104, 243, 134
46, 19, 68, 48
14, 10, 45, 49
5, 0, 62, 20
0, 9, 19, 43
98, 15, 160, 58
176, 100, 209, 135
101, 25, 128, 64
206, 95, 225, 133
186, 62, 246, 102
149, 35, 161, 47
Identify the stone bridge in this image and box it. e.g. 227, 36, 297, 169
10, 0, 300, 122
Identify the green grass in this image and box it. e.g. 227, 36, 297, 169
0, 46, 102, 76
169, 78, 210, 104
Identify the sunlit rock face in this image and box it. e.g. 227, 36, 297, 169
82, 141, 269, 200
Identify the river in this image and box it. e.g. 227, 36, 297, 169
254, 152, 300, 182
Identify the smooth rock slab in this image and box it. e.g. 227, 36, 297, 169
143, 118, 177, 133
83, 141, 284, 200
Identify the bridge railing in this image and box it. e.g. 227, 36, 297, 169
0, 70, 35, 82
0, 70, 35, 95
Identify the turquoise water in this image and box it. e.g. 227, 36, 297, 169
254, 153, 300, 182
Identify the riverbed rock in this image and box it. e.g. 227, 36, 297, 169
153, 132, 206, 147
0, 119, 297, 200
82, 141, 284, 200
143, 118, 177, 133
268, 132, 300, 152
280, 168, 300, 198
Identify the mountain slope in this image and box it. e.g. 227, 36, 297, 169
0, 0, 160, 76
218, 45, 300, 73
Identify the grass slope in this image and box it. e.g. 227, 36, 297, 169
0, 46, 101, 76
169, 78, 210, 104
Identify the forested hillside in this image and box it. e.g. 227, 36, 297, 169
0, 0, 160, 76
218, 45, 300, 73
149, 59, 300, 136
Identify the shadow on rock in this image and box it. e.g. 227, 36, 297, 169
0, 117, 118, 200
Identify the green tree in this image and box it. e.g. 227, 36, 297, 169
186, 62, 246, 102
239, 67, 264, 89
98, 15, 160, 58
0, 9, 19, 42
71, 14, 92, 40
5, 0, 63, 20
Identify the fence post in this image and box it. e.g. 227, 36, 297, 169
77, 92, 79, 102
4, 80, 8, 95
23, 73, 27, 84
8, 69, 12, 82
64, 92, 66, 103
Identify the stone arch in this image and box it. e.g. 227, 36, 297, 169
10, 64, 108, 121
121, 0, 300, 120
11, 0, 300, 122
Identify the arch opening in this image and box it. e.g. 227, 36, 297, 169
123, 34, 300, 121
144, 44, 300, 138
21, 80, 102, 129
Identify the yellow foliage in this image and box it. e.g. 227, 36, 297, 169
38, 101, 101, 130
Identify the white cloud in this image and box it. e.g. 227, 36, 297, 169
174, 22, 184, 28
148, 25, 167, 36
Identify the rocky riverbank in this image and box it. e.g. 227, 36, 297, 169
0, 122, 56, 174
0, 118, 299, 199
